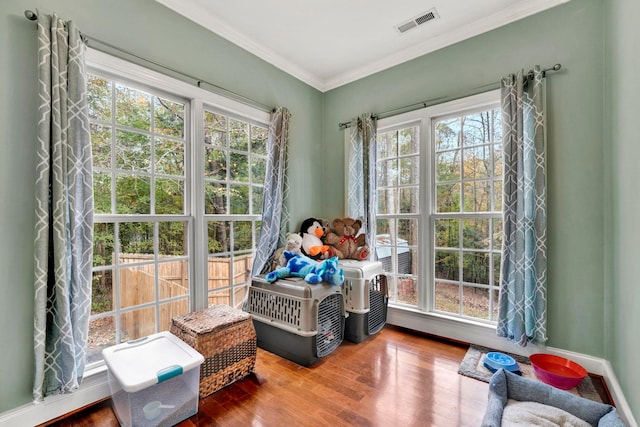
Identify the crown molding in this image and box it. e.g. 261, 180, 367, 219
155, 0, 570, 92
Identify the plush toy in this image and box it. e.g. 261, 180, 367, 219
299, 217, 333, 260
325, 217, 370, 260
265, 251, 344, 286
271, 232, 303, 270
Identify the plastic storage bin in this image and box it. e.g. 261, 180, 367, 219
102, 331, 204, 427
339, 260, 388, 343
244, 275, 344, 366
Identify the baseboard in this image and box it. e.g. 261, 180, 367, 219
0, 369, 110, 427
387, 306, 638, 426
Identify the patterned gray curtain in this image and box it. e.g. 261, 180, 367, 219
33, 12, 93, 401
497, 66, 547, 347
345, 115, 377, 251
252, 107, 291, 276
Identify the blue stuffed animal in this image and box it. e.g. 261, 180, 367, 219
265, 251, 344, 286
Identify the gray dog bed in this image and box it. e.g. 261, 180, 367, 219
481, 369, 625, 427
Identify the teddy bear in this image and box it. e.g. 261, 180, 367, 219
324, 217, 370, 260
265, 251, 344, 286
271, 232, 303, 270
299, 217, 333, 260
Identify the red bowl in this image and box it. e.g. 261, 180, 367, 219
529, 353, 587, 390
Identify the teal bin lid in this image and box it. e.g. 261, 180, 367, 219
102, 331, 204, 393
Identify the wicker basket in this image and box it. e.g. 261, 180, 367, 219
170, 305, 257, 398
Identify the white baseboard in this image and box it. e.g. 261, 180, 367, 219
387, 305, 638, 426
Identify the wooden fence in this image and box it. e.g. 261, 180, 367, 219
118, 254, 253, 339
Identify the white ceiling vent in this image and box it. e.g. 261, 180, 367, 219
396, 8, 440, 34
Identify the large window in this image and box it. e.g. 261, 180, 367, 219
85, 51, 268, 365
376, 91, 502, 324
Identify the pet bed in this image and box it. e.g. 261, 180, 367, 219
481, 369, 625, 427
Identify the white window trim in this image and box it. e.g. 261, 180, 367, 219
378, 90, 508, 344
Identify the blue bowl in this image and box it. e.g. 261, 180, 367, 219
483, 352, 520, 372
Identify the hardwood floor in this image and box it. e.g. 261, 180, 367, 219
39, 326, 611, 427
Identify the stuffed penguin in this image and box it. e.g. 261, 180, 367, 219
299, 217, 331, 260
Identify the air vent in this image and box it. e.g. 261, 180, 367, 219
396, 8, 440, 34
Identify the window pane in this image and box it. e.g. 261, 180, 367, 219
92, 270, 113, 313
377, 130, 397, 158
115, 84, 150, 130
397, 276, 417, 306
399, 156, 418, 185
493, 179, 503, 212
94, 172, 112, 214
436, 183, 460, 213
435, 150, 460, 182
251, 125, 268, 155
229, 119, 249, 150
120, 306, 155, 340
229, 152, 249, 182
155, 138, 184, 176
463, 218, 489, 250
205, 182, 227, 215
435, 281, 460, 314
435, 118, 459, 150
204, 148, 227, 179
155, 178, 184, 214
204, 111, 227, 148
87, 315, 116, 364
230, 184, 249, 214
463, 180, 491, 212
493, 144, 503, 176
154, 97, 184, 138
463, 146, 490, 179
119, 222, 154, 254
252, 156, 266, 184
492, 218, 503, 249
115, 130, 151, 171
120, 264, 156, 307
377, 188, 396, 214
435, 219, 458, 248
159, 221, 188, 256
91, 124, 112, 169
208, 221, 230, 254
208, 287, 231, 307
159, 300, 189, 331
376, 218, 393, 236
435, 250, 459, 281
398, 218, 418, 246
398, 126, 418, 156
377, 159, 397, 186
158, 265, 189, 300
93, 223, 115, 267
462, 286, 490, 319
88, 76, 112, 122
462, 113, 489, 146
493, 253, 501, 286
234, 221, 253, 251
116, 175, 150, 214
462, 252, 490, 284
399, 187, 418, 213
252, 185, 263, 214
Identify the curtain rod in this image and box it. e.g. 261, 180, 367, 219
24, 10, 275, 114
338, 63, 562, 129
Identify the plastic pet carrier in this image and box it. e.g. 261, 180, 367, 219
339, 260, 388, 343
243, 275, 344, 366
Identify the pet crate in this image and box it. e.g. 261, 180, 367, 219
339, 260, 388, 343
243, 275, 344, 366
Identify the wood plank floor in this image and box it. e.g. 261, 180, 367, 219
40, 326, 610, 427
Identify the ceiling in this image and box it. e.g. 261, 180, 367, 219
155, 0, 568, 92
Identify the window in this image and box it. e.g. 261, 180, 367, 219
85, 50, 268, 365
375, 91, 502, 323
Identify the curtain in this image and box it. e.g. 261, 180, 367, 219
33, 12, 94, 401
345, 115, 377, 251
497, 66, 547, 347
252, 107, 291, 276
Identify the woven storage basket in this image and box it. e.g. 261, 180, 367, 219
171, 305, 257, 398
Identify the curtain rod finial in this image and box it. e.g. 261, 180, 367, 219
25, 10, 37, 21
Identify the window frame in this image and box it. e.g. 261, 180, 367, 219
376, 89, 502, 325
85, 49, 269, 370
